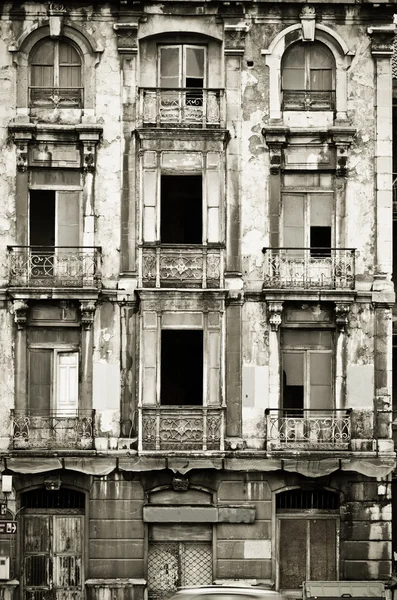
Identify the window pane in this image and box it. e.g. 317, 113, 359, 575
283, 330, 332, 349
310, 69, 333, 91
283, 352, 304, 412
31, 65, 54, 87
283, 195, 304, 247
309, 44, 334, 69
283, 67, 305, 90
29, 349, 51, 412
279, 519, 307, 589
31, 40, 55, 65
160, 47, 181, 87
310, 520, 337, 580
59, 42, 80, 65
185, 47, 204, 88
60, 65, 81, 87
310, 352, 332, 410
311, 195, 332, 226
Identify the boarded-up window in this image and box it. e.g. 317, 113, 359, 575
279, 518, 337, 589
282, 330, 333, 411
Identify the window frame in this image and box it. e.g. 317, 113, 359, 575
28, 342, 80, 416
158, 44, 207, 89
29, 37, 83, 108
281, 329, 334, 411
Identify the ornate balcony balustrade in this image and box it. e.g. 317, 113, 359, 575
265, 408, 351, 451
282, 90, 335, 111
8, 246, 102, 289
141, 406, 225, 451
262, 248, 355, 290
11, 410, 95, 450
139, 88, 224, 127
140, 245, 224, 288
29, 87, 84, 108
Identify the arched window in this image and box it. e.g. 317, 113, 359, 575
281, 42, 335, 111
30, 38, 82, 108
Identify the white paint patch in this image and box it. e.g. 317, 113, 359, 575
346, 365, 374, 408
244, 540, 271, 559
93, 360, 121, 410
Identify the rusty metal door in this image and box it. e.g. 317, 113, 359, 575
148, 542, 212, 600
23, 515, 83, 600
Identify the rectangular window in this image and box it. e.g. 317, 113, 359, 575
282, 330, 333, 412
160, 330, 203, 406
28, 328, 80, 415
30, 190, 80, 248
159, 45, 205, 89
160, 175, 202, 244
282, 192, 333, 255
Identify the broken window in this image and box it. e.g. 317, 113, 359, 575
282, 329, 333, 414
160, 175, 202, 244
160, 330, 203, 406
282, 42, 335, 110
30, 39, 82, 107
282, 192, 333, 256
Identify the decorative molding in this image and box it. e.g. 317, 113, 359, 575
48, 2, 66, 38
13, 300, 29, 329
44, 474, 62, 491
172, 477, 189, 492
267, 301, 283, 332
300, 6, 316, 42
226, 290, 244, 306
80, 300, 97, 330
368, 25, 396, 57
335, 302, 351, 331
261, 126, 288, 174
329, 126, 356, 177
224, 21, 249, 54
113, 22, 139, 55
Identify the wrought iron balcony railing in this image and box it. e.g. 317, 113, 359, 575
139, 88, 224, 127
262, 248, 355, 290
12, 410, 95, 450
140, 406, 225, 451
140, 245, 224, 288
29, 87, 84, 108
265, 408, 351, 450
282, 90, 335, 111
8, 246, 102, 289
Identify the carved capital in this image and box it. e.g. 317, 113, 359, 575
78, 129, 102, 172
262, 126, 289, 174
368, 25, 396, 57
13, 300, 29, 329
329, 126, 356, 177
335, 302, 351, 331
113, 22, 139, 55
80, 301, 96, 330
227, 290, 244, 306
224, 21, 249, 53
267, 301, 283, 332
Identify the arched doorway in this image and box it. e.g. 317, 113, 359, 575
21, 487, 85, 600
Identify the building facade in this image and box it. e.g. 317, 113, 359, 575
0, 2, 395, 600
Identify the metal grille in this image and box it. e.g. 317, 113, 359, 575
148, 542, 212, 600
22, 489, 85, 510
276, 489, 339, 511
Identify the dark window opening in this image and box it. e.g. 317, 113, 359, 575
283, 370, 304, 417
310, 226, 331, 257
30, 190, 55, 248
160, 175, 202, 244
161, 330, 203, 406
22, 487, 85, 510
276, 488, 339, 511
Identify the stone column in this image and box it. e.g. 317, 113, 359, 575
13, 300, 29, 412
374, 303, 393, 449
334, 302, 350, 409
224, 21, 247, 277
267, 301, 283, 409
225, 291, 244, 439
80, 301, 96, 412
368, 25, 395, 290
114, 20, 139, 277
78, 128, 102, 249
120, 297, 139, 436
261, 127, 288, 248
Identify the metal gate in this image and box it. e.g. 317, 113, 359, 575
148, 542, 212, 600
22, 515, 83, 600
